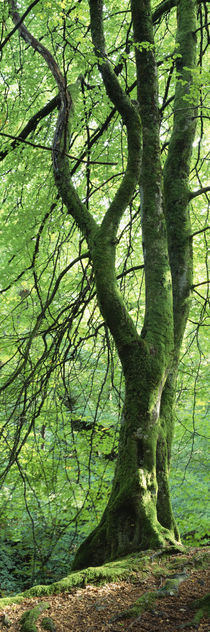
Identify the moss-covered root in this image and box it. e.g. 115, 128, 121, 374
192, 593, 210, 624
41, 617, 56, 631
20, 602, 49, 632
111, 591, 157, 622
126, 591, 157, 617
111, 573, 189, 622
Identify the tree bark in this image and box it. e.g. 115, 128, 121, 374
72, 343, 180, 569
72, 0, 197, 569
9, 0, 197, 569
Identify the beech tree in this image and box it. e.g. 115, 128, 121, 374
0, 0, 209, 571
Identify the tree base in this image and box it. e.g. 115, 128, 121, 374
72, 511, 180, 570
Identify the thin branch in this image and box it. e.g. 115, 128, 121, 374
191, 280, 209, 289
0, 95, 60, 161
0, 132, 117, 165
189, 186, 210, 200
193, 288, 208, 299
0, 0, 41, 52
117, 264, 144, 279
191, 226, 210, 238
194, 21, 210, 34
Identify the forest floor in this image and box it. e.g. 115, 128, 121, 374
0, 547, 209, 632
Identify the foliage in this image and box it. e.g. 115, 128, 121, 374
0, 0, 209, 591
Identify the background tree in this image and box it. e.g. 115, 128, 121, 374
0, 0, 209, 580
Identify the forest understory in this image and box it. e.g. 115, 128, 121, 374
0, 547, 209, 632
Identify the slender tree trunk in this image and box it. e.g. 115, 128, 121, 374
156, 369, 179, 537
157, 0, 197, 531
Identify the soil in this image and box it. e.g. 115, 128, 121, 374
0, 547, 209, 632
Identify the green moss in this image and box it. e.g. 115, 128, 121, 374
0, 548, 206, 612
0, 551, 154, 607
20, 603, 49, 632
192, 593, 210, 624
123, 591, 157, 618
0, 554, 142, 607
41, 616, 56, 631
20, 621, 37, 632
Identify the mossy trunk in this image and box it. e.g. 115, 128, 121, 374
156, 369, 179, 537
72, 0, 197, 571
9, 0, 198, 573
72, 343, 180, 570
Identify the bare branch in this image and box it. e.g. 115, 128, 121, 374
191, 226, 210, 238
0, 132, 117, 165
117, 265, 144, 280
192, 280, 209, 289
189, 186, 210, 200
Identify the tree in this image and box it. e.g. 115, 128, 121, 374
0, 0, 209, 572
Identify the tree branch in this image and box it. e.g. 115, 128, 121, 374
191, 226, 210, 238
0, 0, 41, 51
0, 95, 60, 161
0, 132, 117, 165
0, 80, 136, 167
0, 0, 177, 55
163, 0, 198, 348
131, 0, 174, 354
8, 0, 97, 241
191, 280, 209, 289
189, 186, 210, 200
9, 0, 67, 93
89, 0, 141, 238
152, 0, 177, 24
117, 264, 144, 280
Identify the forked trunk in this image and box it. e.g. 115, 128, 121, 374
72, 0, 197, 571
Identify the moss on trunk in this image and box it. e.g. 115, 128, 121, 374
164, 0, 197, 349
73, 0, 191, 571
72, 341, 179, 570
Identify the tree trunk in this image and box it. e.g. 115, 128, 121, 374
72, 342, 180, 570
156, 370, 179, 537
72, 0, 197, 570
6, 0, 199, 571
